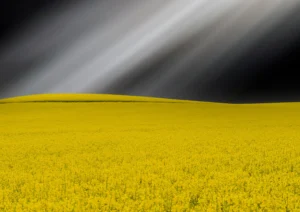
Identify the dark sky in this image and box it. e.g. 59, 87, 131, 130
221, 8, 300, 103
0, 0, 57, 41
1, 0, 300, 103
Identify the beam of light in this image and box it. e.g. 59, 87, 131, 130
50, 0, 238, 93
0, 0, 299, 99
141, 0, 300, 97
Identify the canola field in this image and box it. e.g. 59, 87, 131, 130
0, 94, 300, 211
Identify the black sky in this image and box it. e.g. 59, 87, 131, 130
1, 0, 53, 42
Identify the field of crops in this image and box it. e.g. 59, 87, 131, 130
0, 94, 300, 211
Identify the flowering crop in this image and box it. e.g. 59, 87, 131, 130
0, 94, 300, 211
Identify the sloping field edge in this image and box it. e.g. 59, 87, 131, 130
0, 94, 200, 104
1, 94, 300, 106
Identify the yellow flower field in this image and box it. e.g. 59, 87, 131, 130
0, 94, 300, 211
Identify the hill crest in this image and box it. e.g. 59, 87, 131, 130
0, 94, 199, 104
